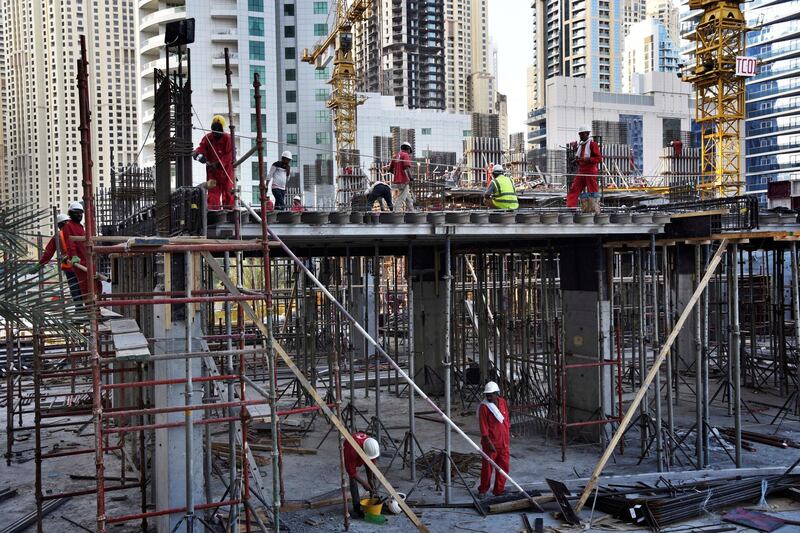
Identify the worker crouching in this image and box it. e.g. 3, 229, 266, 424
483, 164, 518, 210
477, 381, 511, 498
344, 432, 380, 518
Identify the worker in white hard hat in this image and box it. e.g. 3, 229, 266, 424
383, 141, 415, 211
290, 195, 304, 213
483, 164, 519, 210
59, 202, 93, 304
193, 115, 235, 211
567, 124, 602, 214
343, 431, 380, 518
477, 381, 511, 498
267, 150, 293, 210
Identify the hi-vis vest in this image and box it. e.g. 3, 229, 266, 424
59, 230, 72, 271
489, 174, 519, 210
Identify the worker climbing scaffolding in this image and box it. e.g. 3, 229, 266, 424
193, 114, 235, 211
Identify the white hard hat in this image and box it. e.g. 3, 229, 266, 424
56, 214, 69, 223
484, 381, 500, 394
492, 164, 505, 174
578, 124, 591, 133
401, 141, 412, 150
293, 195, 301, 202
363, 437, 380, 460
281, 150, 293, 160
68, 201, 84, 212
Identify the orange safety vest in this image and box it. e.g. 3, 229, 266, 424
59, 230, 72, 271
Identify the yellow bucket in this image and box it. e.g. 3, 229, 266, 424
360, 497, 383, 516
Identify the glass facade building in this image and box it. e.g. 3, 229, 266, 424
744, 0, 800, 195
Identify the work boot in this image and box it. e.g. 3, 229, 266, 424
580, 198, 593, 213
589, 197, 602, 214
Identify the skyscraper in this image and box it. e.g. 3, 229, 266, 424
355, 0, 446, 110
623, 18, 680, 93
137, 0, 335, 204
645, 0, 679, 47
743, 0, 800, 195
528, 0, 625, 147
1, 0, 138, 215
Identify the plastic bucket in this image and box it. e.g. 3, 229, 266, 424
360, 497, 383, 516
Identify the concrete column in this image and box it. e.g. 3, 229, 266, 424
351, 257, 377, 360
559, 240, 613, 440
674, 245, 698, 371
411, 246, 447, 395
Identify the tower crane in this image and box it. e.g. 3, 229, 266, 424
302, 0, 369, 205
685, 0, 748, 198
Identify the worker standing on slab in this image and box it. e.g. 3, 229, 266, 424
193, 115, 235, 211
267, 151, 292, 210
343, 432, 380, 518
567, 124, 602, 214
385, 141, 415, 211
483, 164, 519, 210
366, 179, 394, 211
477, 381, 511, 498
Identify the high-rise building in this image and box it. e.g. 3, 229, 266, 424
528, 0, 625, 147
355, 0, 446, 110
1, 0, 138, 216
743, 0, 800, 196
496, 92, 508, 151
623, 18, 680, 93
137, 0, 335, 205
0, 6, 6, 206
645, 0, 679, 48
624, 0, 646, 34
469, 0, 495, 113
444, 0, 472, 113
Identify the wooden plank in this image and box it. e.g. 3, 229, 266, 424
201, 251, 430, 533
574, 239, 729, 513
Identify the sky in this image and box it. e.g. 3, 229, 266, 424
489, 0, 534, 135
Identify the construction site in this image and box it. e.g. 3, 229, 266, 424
3, 1, 800, 533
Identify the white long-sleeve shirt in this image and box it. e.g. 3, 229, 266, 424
267, 162, 289, 190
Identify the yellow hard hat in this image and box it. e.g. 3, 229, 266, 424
211, 115, 226, 129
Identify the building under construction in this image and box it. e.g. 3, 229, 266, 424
3, 25, 800, 533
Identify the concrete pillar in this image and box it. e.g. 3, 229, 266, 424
351, 257, 377, 360
411, 246, 447, 395
675, 245, 698, 371
152, 312, 205, 533
559, 240, 613, 440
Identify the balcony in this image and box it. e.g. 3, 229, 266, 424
210, 6, 237, 19
211, 30, 239, 43
139, 34, 165, 56
140, 5, 186, 33
748, 102, 800, 119
747, 141, 800, 156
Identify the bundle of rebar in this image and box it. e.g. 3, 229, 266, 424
415, 450, 482, 484
595, 474, 800, 528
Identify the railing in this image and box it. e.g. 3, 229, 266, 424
632, 196, 759, 232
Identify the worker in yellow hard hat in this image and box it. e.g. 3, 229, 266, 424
193, 115, 235, 210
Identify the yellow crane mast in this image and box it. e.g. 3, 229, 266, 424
685, 0, 748, 198
302, 0, 369, 204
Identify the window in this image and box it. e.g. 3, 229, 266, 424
248, 0, 264, 11
315, 68, 329, 80
248, 17, 264, 36
314, 23, 328, 36
249, 41, 265, 61
285, 26, 295, 38
463, 130, 472, 137
252, 162, 262, 184
285, 69, 296, 81
286, 90, 297, 103
316, 132, 331, 144
284, 3, 294, 16
251, 65, 266, 83
287, 133, 298, 144
313, 1, 327, 14
421, 128, 431, 135
315, 89, 330, 101
251, 113, 266, 132
285, 47, 295, 60
286, 112, 297, 124
315, 110, 330, 123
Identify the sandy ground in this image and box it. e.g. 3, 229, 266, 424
3, 373, 800, 532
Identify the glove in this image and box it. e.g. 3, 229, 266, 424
193, 152, 207, 165
71, 256, 81, 265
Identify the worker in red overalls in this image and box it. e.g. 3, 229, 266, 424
477, 381, 511, 498
193, 115, 235, 211
60, 202, 91, 304
567, 124, 603, 213
38, 213, 69, 266
343, 432, 380, 518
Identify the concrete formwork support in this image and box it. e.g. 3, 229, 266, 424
411, 246, 447, 395
351, 259, 377, 362
675, 245, 698, 373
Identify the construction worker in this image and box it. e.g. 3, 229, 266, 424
477, 381, 510, 499
290, 195, 305, 212
193, 115, 235, 211
60, 202, 91, 304
343, 432, 380, 519
483, 164, 519, 210
366, 179, 394, 211
37, 213, 85, 302
567, 124, 602, 214
385, 141, 415, 211
267, 151, 292, 210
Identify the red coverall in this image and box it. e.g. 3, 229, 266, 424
61, 220, 90, 300
567, 139, 602, 208
478, 396, 511, 496
344, 431, 377, 516
39, 232, 66, 266
196, 132, 235, 210
388, 151, 411, 185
